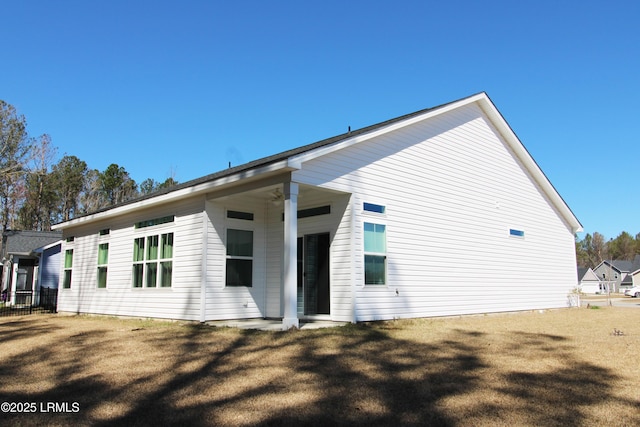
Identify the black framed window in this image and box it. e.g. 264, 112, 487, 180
226, 229, 253, 287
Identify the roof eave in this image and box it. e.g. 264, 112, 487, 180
52, 92, 583, 236
52, 159, 298, 230
289, 93, 488, 165
474, 95, 583, 234
6, 251, 37, 257
290, 92, 583, 234
33, 240, 63, 253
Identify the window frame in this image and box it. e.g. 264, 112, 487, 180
63, 248, 73, 289
132, 231, 174, 289
135, 215, 175, 229
227, 210, 254, 221
363, 202, 386, 214
97, 242, 109, 288
509, 228, 525, 238
225, 227, 254, 287
363, 221, 387, 286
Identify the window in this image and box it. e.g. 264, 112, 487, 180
97, 243, 109, 288
363, 202, 386, 214
364, 222, 386, 285
280, 205, 331, 221
99, 228, 110, 236
298, 205, 331, 219
226, 229, 253, 287
135, 215, 174, 229
146, 235, 159, 287
132, 233, 173, 288
16, 259, 35, 291
227, 210, 254, 221
509, 229, 525, 238
133, 238, 144, 287
63, 249, 73, 289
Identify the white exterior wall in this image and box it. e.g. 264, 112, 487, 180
579, 268, 602, 294
57, 197, 205, 321
54, 97, 579, 324
204, 197, 267, 320
55, 189, 353, 323
579, 281, 602, 295
633, 272, 640, 288
294, 192, 352, 322
324, 195, 354, 322
265, 199, 284, 318
263, 191, 353, 322
293, 103, 579, 321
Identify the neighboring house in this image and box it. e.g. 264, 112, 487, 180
577, 267, 602, 294
620, 272, 634, 292
51, 92, 582, 328
1, 230, 63, 306
632, 269, 640, 288
593, 255, 640, 293
33, 240, 63, 306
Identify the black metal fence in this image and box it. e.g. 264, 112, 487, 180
0, 287, 58, 317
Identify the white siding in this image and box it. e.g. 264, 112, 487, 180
579, 268, 602, 294
57, 197, 205, 321
223, 191, 354, 322
293, 192, 352, 322
265, 200, 284, 318
204, 197, 267, 321
293, 103, 578, 321
56, 99, 578, 324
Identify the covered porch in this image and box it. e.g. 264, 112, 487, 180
204, 174, 353, 329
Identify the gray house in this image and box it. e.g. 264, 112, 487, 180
1, 230, 62, 306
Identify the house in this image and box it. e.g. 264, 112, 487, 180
577, 267, 602, 294
1, 230, 63, 306
51, 92, 582, 328
593, 255, 640, 293
631, 269, 640, 289
33, 240, 63, 308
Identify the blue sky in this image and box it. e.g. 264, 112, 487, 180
2, 1, 639, 239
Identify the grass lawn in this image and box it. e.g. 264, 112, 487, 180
0, 307, 639, 426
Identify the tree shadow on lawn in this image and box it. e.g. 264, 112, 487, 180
0, 319, 638, 426
0, 316, 59, 342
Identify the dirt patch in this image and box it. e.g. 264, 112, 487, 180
1, 308, 639, 426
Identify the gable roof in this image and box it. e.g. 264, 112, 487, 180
1, 230, 63, 257
53, 92, 582, 233
578, 267, 600, 282
596, 255, 640, 274
612, 260, 636, 273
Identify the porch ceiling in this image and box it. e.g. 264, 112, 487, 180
208, 182, 349, 205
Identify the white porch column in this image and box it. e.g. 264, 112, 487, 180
10, 258, 18, 305
200, 198, 209, 323
282, 182, 299, 330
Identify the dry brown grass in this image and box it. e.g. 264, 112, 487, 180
0, 307, 639, 426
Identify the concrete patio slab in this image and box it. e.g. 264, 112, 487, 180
205, 318, 348, 331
